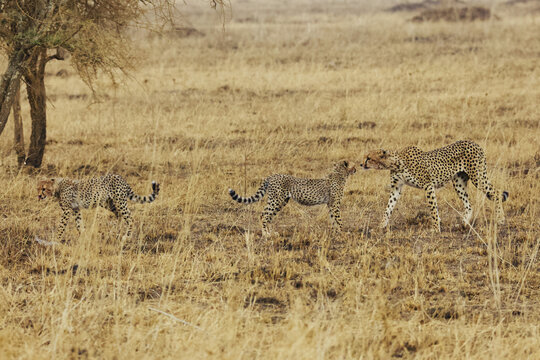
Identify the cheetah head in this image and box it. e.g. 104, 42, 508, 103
362, 149, 399, 171
37, 179, 56, 200
335, 160, 357, 176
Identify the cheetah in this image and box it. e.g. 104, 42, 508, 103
362, 140, 508, 232
37, 174, 160, 241
228, 160, 356, 236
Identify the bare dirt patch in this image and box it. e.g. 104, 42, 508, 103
411, 6, 494, 22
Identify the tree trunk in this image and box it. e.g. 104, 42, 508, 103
0, 50, 26, 136
12, 83, 26, 166
24, 48, 48, 168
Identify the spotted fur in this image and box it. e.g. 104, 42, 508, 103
37, 174, 160, 241
362, 140, 508, 232
229, 160, 356, 236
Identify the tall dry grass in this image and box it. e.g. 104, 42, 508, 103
0, 1, 538, 358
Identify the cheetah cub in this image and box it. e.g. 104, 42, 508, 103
362, 140, 508, 232
37, 174, 160, 241
229, 160, 356, 236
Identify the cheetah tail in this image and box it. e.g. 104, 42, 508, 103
486, 190, 509, 202
128, 181, 160, 204
228, 179, 268, 204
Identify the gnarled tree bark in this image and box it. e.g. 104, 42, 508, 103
0, 50, 27, 137
24, 48, 48, 168
12, 83, 25, 167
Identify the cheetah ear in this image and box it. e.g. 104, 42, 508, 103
343, 160, 349, 167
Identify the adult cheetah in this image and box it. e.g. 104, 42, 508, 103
362, 140, 508, 232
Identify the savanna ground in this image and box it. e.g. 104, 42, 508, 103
0, 0, 539, 358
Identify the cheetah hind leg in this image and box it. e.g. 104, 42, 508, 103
73, 208, 83, 234
452, 172, 473, 227
115, 200, 133, 239
486, 186, 508, 226
105, 198, 120, 218
470, 169, 508, 225
261, 204, 273, 237
498, 191, 509, 225
261, 194, 289, 238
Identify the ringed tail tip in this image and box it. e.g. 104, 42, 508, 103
229, 188, 240, 202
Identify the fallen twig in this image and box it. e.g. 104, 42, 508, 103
34, 236, 61, 246
148, 307, 204, 331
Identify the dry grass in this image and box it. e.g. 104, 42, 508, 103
0, 1, 539, 358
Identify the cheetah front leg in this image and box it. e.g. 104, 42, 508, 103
381, 175, 403, 229
452, 173, 472, 225
424, 184, 441, 232
56, 210, 71, 242
328, 201, 342, 232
